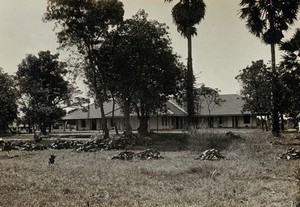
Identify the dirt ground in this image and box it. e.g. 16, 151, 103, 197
0, 129, 300, 207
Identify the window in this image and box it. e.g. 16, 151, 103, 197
162, 116, 168, 126
244, 115, 250, 124
110, 118, 115, 127
81, 120, 86, 128
219, 116, 223, 125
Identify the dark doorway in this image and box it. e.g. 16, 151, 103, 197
232, 116, 238, 128
91, 119, 97, 130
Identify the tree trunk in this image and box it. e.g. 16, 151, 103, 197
266, 115, 269, 131
99, 101, 109, 139
123, 98, 132, 135
270, 43, 280, 137
0, 116, 14, 133
186, 31, 195, 125
260, 115, 265, 130
138, 116, 149, 137
280, 112, 284, 132
40, 125, 47, 135
48, 124, 52, 134
208, 111, 212, 128
112, 97, 119, 135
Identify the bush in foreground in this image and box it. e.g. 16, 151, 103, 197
187, 129, 241, 152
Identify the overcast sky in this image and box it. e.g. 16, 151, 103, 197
0, 0, 300, 94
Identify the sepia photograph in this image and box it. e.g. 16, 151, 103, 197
1, 0, 300, 206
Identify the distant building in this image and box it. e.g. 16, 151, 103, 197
61, 100, 187, 131
61, 94, 257, 131
195, 94, 257, 128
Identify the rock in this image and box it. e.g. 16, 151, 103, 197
137, 149, 162, 160
279, 147, 300, 160
1, 142, 16, 151
111, 150, 135, 160
196, 149, 225, 160
0, 133, 139, 152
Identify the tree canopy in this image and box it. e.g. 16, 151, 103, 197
99, 10, 185, 136
279, 29, 300, 122
44, 0, 125, 138
0, 68, 19, 133
239, 0, 300, 136
196, 85, 224, 128
16, 51, 72, 134
236, 60, 272, 116
236, 60, 293, 130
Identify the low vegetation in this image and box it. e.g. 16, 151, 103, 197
0, 129, 299, 206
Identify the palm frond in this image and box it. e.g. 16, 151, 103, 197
239, 0, 300, 44
171, 0, 206, 37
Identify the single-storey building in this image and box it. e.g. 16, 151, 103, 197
196, 94, 257, 128
62, 99, 187, 131
61, 94, 257, 131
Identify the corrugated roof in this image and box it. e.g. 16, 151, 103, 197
196, 94, 250, 116
62, 99, 187, 120
62, 94, 249, 120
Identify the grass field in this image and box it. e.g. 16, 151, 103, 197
0, 129, 300, 207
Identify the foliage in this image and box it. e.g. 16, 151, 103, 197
187, 129, 239, 152
0, 68, 19, 132
236, 60, 293, 130
239, 0, 300, 136
239, 0, 300, 44
236, 60, 272, 116
44, 0, 124, 138
196, 85, 224, 128
16, 51, 72, 134
279, 29, 300, 122
99, 10, 185, 136
197, 85, 223, 113
168, 0, 206, 37
165, 0, 206, 125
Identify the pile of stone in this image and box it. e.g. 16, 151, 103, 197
111, 149, 162, 160
136, 149, 162, 160
111, 150, 135, 160
278, 147, 300, 160
196, 149, 225, 160
49, 140, 83, 150
1, 141, 47, 151
75, 133, 139, 152
0, 133, 140, 152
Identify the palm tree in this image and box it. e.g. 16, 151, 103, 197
239, 0, 300, 136
165, 0, 206, 125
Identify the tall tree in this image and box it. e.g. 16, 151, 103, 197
16, 51, 72, 134
165, 0, 206, 125
44, 0, 124, 138
236, 60, 273, 130
279, 29, 300, 126
0, 68, 19, 133
239, 0, 300, 136
100, 10, 185, 136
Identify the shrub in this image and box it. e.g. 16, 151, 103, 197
187, 129, 240, 152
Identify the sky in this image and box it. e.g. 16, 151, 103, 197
0, 0, 300, 94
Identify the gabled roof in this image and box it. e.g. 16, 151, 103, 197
62, 101, 117, 120
62, 94, 249, 120
62, 99, 187, 120
196, 94, 250, 116
165, 99, 187, 116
